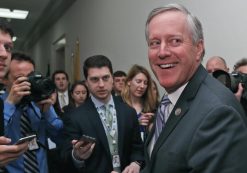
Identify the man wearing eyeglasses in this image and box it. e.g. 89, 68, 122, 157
62, 55, 144, 173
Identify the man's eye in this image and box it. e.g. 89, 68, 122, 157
91, 77, 99, 82
148, 40, 160, 48
168, 38, 182, 47
102, 75, 110, 81
4, 44, 13, 53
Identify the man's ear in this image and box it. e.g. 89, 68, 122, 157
195, 39, 204, 61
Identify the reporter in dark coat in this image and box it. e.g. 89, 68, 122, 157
62, 55, 144, 173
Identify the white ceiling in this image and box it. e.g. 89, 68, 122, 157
0, 0, 76, 51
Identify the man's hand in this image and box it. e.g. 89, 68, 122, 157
0, 136, 28, 167
72, 139, 95, 161
235, 83, 244, 102
35, 95, 54, 113
122, 161, 140, 173
6, 76, 31, 105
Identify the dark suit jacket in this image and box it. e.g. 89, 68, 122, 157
142, 65, 247, 173
62, 96, 144, 173
53, 91, 73, 118
0, 99, 3, 136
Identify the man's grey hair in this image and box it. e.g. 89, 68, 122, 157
145, 3, 205, 58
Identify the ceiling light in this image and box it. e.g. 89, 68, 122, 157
12, 36, 17, 42
0, 8, 29, 19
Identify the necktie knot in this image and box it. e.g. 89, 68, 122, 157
161, 95, 170, 105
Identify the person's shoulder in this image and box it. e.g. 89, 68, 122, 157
113, 96, 136, 113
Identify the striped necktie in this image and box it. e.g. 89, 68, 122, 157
154, 95, 171, 142
20, 106, 39, 173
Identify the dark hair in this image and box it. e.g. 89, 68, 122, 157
113, 70, 127, 78
83, 55, 113, 79
70, 80, 89, 99
233, 58, 247, 72
0, 20, 14, 38
51, 70, 69, 82
11, 52, 35, 68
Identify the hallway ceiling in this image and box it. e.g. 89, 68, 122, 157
0, 0, 76, 51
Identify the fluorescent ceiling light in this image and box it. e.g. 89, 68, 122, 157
0, 8, 29, 19
12, 36, 17, 42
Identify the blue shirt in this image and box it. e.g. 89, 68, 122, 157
1, 92, 63, 173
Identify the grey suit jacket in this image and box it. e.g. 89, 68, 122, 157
62, 96, 144, 173
142, 65, 247, 173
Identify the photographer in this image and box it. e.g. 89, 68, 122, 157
1, 52, 63, 173
233, 58, 247, 115
206, 56, 229, 73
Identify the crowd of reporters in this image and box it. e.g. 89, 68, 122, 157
1, 3, 247, 173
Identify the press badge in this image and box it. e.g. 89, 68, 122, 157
112, 154, 120, 168
28, 138, 39, 151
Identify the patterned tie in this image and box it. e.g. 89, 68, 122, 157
154, 95, 171, 142
105, 104, 113, 126
20, 106, 39, 173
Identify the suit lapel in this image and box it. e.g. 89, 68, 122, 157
113, 97, 125, 160
86, 99, 112, 159
150, 65, 208, 159
151, 101, 189, 159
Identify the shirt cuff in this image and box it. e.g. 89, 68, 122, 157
71, 149, 85, 168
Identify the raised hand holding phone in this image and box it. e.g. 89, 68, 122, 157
72, 135, 96, 161
15, 134, 37, 145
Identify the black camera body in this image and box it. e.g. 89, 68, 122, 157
22, 71, 56, 103
212, 70, 247, 100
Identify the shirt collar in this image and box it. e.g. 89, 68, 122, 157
91, 94, 114, 109
58, 90, 68, 96
167, 82, 188, 106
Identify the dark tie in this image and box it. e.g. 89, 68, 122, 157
154, 95, 171, 142
20, 106, 39, 173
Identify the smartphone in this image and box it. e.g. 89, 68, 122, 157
15, 134, 37, 145
77, 134, 96, 145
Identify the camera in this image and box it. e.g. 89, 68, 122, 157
212, 70, 247, 100
22, 71, 56, 102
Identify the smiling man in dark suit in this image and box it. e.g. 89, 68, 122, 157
142, 3, 247, 173
62, 55, 144, 173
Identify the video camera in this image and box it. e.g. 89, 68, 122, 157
212, 70, 247, 100
22, 71, 56, 103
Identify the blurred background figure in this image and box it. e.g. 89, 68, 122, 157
233, 58, 247, 115
112, 70, 127, 96
52, 70, 71, 117
206, 56, 229, 73
121, 64, 157, 141
63, 80, 89, 113
151, 79, 160, 108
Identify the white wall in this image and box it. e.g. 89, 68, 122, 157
30, 0, 247, 93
